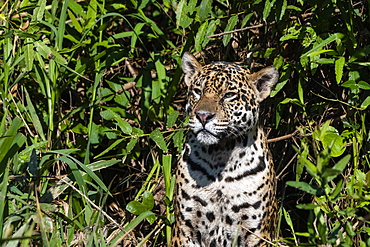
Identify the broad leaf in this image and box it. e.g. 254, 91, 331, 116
167, 110, 179, 128
142, 191, 154, 211
199, 0, 212, 22
286, 181, 323, 195
361, 96, 370, 109
223, 15, 238, 46
335, 57, 345, 83
195, 21, 208, 51
126, 201, 147, 215
323, 155, 350, 182
149, 128, 168, 152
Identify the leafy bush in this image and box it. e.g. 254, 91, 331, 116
0, 0, 369, 246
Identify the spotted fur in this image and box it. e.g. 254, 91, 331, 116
172, 52, 279, 247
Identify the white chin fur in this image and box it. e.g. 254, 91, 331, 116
196, 131, 220, 145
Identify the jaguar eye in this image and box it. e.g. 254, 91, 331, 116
194, 88, 202, 96
223, 92, 236, 99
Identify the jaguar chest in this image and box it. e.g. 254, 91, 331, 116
173, 130, 276, 247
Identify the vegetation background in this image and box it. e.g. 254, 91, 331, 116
0, 0, 369, 246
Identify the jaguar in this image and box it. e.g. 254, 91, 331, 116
172, 52, 279, 247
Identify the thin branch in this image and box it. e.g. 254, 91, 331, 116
60, 178, 126, 233
267, 130, 299, 143
123, 81, 137, 91
239, 225, 279, 246
276, 152, 298, 180
311, 91, 363, 110
208, 13, 314, 39
207, 22, 274, 38
125, 59, 138, 78
0, 0, 10, 13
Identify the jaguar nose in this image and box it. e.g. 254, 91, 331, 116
195, 110, 215, 126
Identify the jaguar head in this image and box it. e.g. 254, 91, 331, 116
182, 52, 278, 145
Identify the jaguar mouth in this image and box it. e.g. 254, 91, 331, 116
194, 129, 219, 138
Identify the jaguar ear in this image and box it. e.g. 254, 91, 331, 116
182, 52, 202, 87
250, 66, 279, 102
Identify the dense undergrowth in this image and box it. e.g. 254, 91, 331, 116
0, 0, 369, 246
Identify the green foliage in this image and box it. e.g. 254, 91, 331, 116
126, 191, 156, 224
0, 0, 184, 245
292, 121, 370, 246
0, 0, 369, 246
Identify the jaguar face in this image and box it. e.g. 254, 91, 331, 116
182, 52, 278, 145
